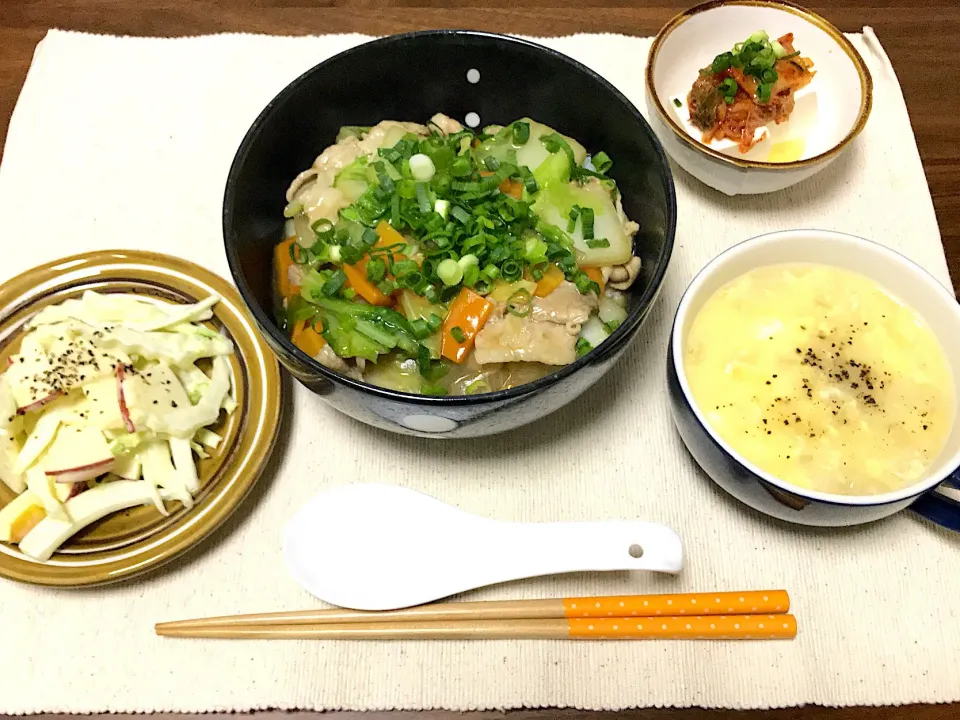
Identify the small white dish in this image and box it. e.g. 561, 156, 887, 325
646, 0, 872, 195
283, 483, 684, 610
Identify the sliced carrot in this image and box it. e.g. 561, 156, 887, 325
441, 288, 494, 364
584, 266, 605, 294
274, 237, 300, 298
343, 262, 392, 306
375, 219, 405, 249
291, 319, 326, 356
498, 178, 523, 199
535, 264, 566, 297
343, 221, 409, 306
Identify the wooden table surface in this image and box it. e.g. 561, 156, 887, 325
1, 1, 958, 719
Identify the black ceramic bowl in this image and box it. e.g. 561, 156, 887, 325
224, 30, 676, 438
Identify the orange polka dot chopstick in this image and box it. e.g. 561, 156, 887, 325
156, 590, 795, 641
562, 590, 790, 618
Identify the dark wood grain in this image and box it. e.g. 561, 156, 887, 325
1, 1, 957, 718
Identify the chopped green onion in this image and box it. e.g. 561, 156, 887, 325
523, 174, 539, 194
409, 153, 436, 182
377, 278, 398, 296
342, 287, 356, 300
311, 218, 335, 241
338, 244, 361, 265
462, 263, 480, 287
673, 97, 683, 108
576, 337, 592, 358
566, 205, 581, 233
757, 83, 772, 103
500, 259, 523, 283
321, 269, 347, 297
450, 205, 472, 224
366, 258, 386, 283
483, 156, 500, 172
450, 326, 466, 343
720, 77, 738, 104
426, 313, 443, 333
506, 289, 532, 317
392, 259, 419, 277
481, 264, 500, 280
457, 254, 479, 270
390, 193, 401, 228
580, 207, 595, 240
415, 182, 432, 213
409, 318, 428, 338
284, 202, 302, 218
781, 50, 801, 61
400, 271, 425, 290
573, 271, 600, 296
591, 151, 612, 174
437, 258, 463, 286
711, 51, 734, 74
512, 121, 530, 145
586, 238, 610, 249
361, 227, 379, 247
434, 198, 450, 219
329, 245, 342, 264
760, 68, 777, 84
465, 379, 491, 395
450, 156, 472, 177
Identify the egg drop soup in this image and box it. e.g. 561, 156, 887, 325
684, 264, 955, 496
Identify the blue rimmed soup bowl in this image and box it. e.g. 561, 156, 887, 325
667, 229, 960, 531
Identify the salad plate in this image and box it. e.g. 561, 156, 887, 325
0, 250, 281, 586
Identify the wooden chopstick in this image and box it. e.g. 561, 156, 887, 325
156, 590, 791, 636
156, 614, 797, 640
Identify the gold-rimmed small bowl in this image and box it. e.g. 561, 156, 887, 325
645, 0, 873, 195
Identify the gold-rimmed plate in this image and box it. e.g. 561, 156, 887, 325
0, 250, 282, 586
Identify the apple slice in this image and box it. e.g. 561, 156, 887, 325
48, 459, 115, 484
113, 451, 141, 481
66, 481, 89, 499
16, 392, 63, 416
15, 412, 62, 474
41, 426, 115, 483
116, 365, 136, 433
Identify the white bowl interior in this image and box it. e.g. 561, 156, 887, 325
673, 230, 960, 504
651, 3, 865, 163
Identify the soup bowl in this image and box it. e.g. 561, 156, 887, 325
224, 30, 676, 438
667, 229, 960, 531
646, 0, 872, 195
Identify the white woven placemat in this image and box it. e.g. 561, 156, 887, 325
0, 28, 957, 714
